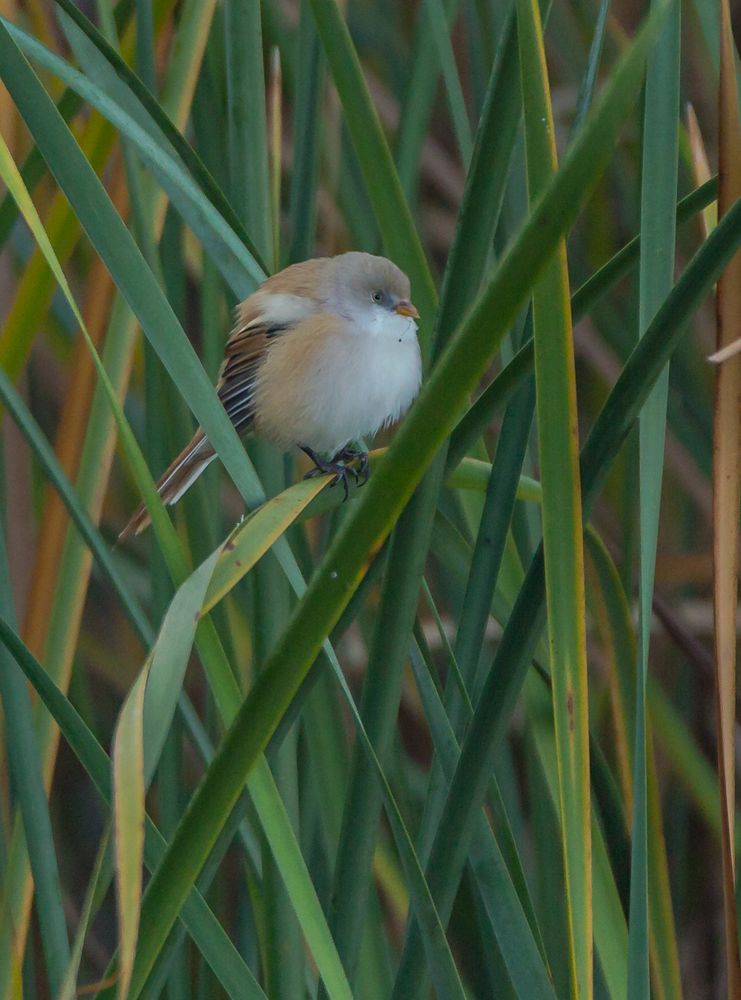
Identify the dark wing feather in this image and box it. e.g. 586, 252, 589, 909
216, 321, 287, 435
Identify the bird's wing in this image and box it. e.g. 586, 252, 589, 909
217, 329, 273, 434
217, 284, 324, 435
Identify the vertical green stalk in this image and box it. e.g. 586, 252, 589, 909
415, 377, 535, 871
224, 0, 272, 264
154, 211, 191, 1000
321, 471, 445, 992
395, 0, 461, 202
424, 0, 473, 165
288, 0, 322, 264
0, 518, 70, 994
517, 0, 592, 993
224, 3, 299, 994
629, 0, 680, 992
135, 0, 156, 93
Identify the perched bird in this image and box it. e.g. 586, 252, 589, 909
119, 251, 421, 539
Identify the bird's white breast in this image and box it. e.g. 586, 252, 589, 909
297, 311, 422, 455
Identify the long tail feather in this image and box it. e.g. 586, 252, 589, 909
118, 431, 215, 541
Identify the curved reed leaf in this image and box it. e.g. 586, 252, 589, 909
0, 619, 266, 1000
3, 15, 264, 296
51, 0, 268, 275
0, 0, 136, 248
112, 670, 146, 1000
517, 0, 592, 992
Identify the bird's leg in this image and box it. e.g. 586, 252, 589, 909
332, 446, 369, 486
300, 446, 355, 501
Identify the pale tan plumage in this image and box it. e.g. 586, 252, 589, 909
120, 253, 421, 540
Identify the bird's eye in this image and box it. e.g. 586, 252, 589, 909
371, 290, 383, 303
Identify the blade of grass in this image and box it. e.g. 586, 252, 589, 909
395, 0, 460, 201
4, 13, 265, 296
0, 109, 116, 382
686, 104, 716, 236
51, 0, 268, 275
409, 378, 537, 996
111, 474, 465, 1000
0, 620, 267, 1000
0, 63, 216, 926
629, 0, 680, 991
397, 21, 741, 994
424, 0, 473, 166
434, 1, 531, 356
714, 0, 741, 988
0, 324, 153, 645
571, 176, 716, 320
0, 0, 170, 386
0, 508, 70, 994
287, 0, 323, 263
114, 481, 353, 1000
135, 0, 155, 91
112, 667, 147, 1000
0, 89, 83, 249
572, 0, 611, 136
221, 5, 295, 993
196, 457, 541, 611
269, 48, 281, 272
449, 379, 536, 724
448, 174, 718, 470
524, 672, 629, 1000
517, 0, 592, 993
425, 523, 632, 1000
20, 246, 120, 659
408, 639, 556, 999
0, 0, 136, 249
224, 0, 272, 264
320, 479, 446, 994
649, 677, 741, 848
585, 528, 683, 998
57, 827, 112, 1000
141, 571, 470, 1000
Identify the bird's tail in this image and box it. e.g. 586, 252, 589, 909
118, 430, 216, 541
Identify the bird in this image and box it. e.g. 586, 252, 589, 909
119, 251, 422, 540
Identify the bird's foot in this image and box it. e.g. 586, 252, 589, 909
301, 446, 368, 501
333, 447, 369, 486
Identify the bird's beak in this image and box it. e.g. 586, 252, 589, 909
395, 300, 420, 319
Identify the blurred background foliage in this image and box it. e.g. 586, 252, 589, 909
0, 0, 738, 997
